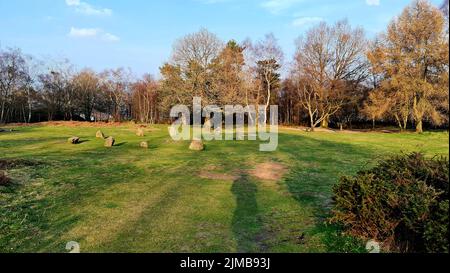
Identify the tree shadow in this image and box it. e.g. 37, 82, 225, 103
115, 142, 127, 147
231, 174, 262, 253
278, 132, 377, 252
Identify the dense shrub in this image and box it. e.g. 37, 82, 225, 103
330, 153, 449, 253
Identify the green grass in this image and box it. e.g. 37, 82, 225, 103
0, 123, 448, 253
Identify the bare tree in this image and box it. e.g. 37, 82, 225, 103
0, 48, 30, 123
172, 28, 223, 70
72, 69, 101, 121
245, 34, 283, 124
168, 28, 224, 105
441, 0, 449, 17
131, 74, 159, 124
101, 68, 132, 122
38, 59, 74, 121
293, 20, 368, 131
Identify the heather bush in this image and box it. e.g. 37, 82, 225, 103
330, 153, 449, 253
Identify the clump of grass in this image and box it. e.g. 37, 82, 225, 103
0, 124, 448, 253
0, 159, 39, 170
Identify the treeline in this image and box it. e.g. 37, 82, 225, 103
1, 0, 448, 132
0, 55, 159, 124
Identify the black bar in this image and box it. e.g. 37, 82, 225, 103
2, 253, 448, 272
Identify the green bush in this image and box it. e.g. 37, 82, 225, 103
330, 153, 449, 253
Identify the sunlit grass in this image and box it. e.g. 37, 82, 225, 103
0, 123, 448, 253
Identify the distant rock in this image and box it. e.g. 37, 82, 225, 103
140, 141, 149, 149
68, 137, 80, 144
189, 140, 204, 151
136, 128, 145, 137
204, 118, 212, 129
96, 130, 105, 139
104, 137, 115, 147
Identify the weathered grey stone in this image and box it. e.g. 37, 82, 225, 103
68, 137, 80, 144
136, 128, 145, 137
189, 140, 204, 151
104, 137, 115, 147
204, 118, 212, 129
96, 130, 105, 139
140, 141, 149, 149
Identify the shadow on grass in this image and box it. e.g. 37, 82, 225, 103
278, 132, 376, 252
231, 174, 262, 253
0, 137, 64, 149
114, 142, 127, 147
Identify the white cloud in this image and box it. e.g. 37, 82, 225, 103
65, 0, 112, 16
366, 0, 380, 6
68, 27, 120, 42
102, 33, 120, 42
292, 16, 323, 28
69, 27, 100, 38
261, 0, 304, 14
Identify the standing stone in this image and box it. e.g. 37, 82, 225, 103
104, 137, 115, 147
68, 137, 80, 144
189, 140, 204, 151
140, 141, 149, 149
204, 118, 212, 129
96, 130, 105, 139
136, 128, 145, 137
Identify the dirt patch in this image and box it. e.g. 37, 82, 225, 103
249, 162, 288, 181
199, 165, 241, 181
0, 159, 38, 170
199, 171, 240, 181
199, 162, 289, 182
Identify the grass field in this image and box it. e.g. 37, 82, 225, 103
0, 123, 448, 253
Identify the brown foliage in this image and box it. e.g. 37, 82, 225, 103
368, 0, 449, 132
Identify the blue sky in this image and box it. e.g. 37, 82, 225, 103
0, 0, 444, 77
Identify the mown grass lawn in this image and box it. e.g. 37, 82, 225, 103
0, 123, 448, 253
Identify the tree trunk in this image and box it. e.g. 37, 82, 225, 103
28, 107, 32, 123
416, 119, 423, 134
263, 81, 271, 125
321, 115, 329, 128
308, 107, 315, 132
413, 95, 424, 134
0, 101, 6, 124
